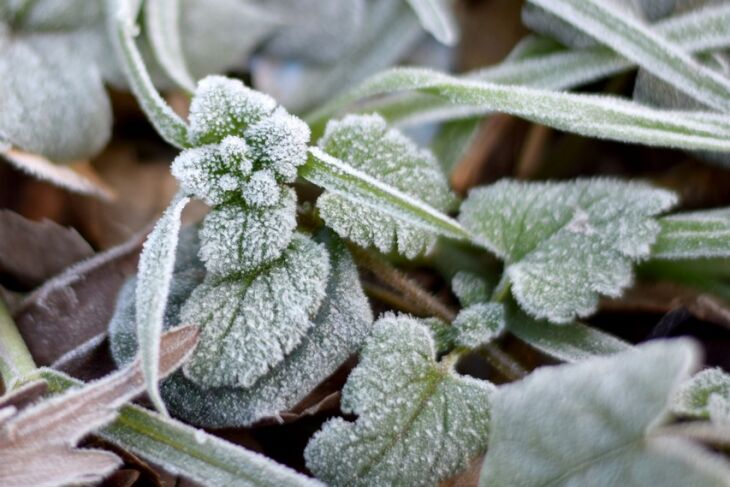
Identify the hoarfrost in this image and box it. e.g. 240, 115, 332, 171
672, 367, 730, 423
453, 303, 506, 349
451, 272, 492, 307
242, 169, 281, 208
305, 313, 494, 487
459, 179, 677, 323
316, 114, 457, 258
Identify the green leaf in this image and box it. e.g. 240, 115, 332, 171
305, 313, 494, 487
652, 208, 730, 259
459, 179, 677, 323
505, 303, 631, 363
312, 114, 459, 257
180, 233, 330, 388
673, 368, 730, 423
528, 0, 730, 113
136, 193, 190, 415
36, 370, 323, 487
480, 339, 730, 487
453, 303, 506, 349
308, 67, 730, 153
406, 0, 458, 45
451, 271, 492, 307
110, 231, 374, 427
144, 0, 196, 92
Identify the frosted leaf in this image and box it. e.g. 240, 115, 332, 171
459, 179, 677, 323
188, 75, 276, 146
244, 107, 311, 183
241, 170, 281, 208
171, 136, 251, 205
181, 234, 330, 388
672, 368, 730, 423
480, 339, 730, 487
451, 272, 491, 307
109, 232, 373, 428
305, 313, 494, 487
453, 303, 505, 349
317, 114, 457, 258
198, 187, 297, 276
423, 317, 458, 354
652, 207, 730, 259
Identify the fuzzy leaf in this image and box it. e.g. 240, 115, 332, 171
0, 325, 198, 487
136, 193, 190, 414
181, 234, 330, 388
144, 0, 196, 92
406, 0, 458, 45
451, 272, 492, 307
479, 339, 730, 487
309, 114, 462, 257
673, 368, 730, 423
459, 179, 677, 323
305, 313, 494, 487
453, 303, 505, 349
37, 369, 322, 487
652, 208, 730, 259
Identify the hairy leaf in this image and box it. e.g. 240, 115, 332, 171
451, 271, 492, 307
0, 325, 198, 487
37, 369, 322, 487
453, 303, 506, 349
480, 339, 730, 486
406, 0, 458, 45
673, 368, 730, 423
145, 0, 195, 92
314, 114, 458, 257
305, 313, 494, 487
652, 208, 730, 259
180, 234, 330, 388
459, 179, 677, 323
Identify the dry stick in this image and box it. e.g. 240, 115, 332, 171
350, 245, 527, 380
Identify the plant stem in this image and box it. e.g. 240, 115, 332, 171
350, 245, 526, 380
492, 274, 512, 303
0, 297, 36, 390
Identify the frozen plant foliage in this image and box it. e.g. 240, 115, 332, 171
652, 207, 730, 259
673, 368, 730, 424
305, 314, 494, 487
480, 339, 730, 486
317, 114, 457, 258
452, 303, 506, 349
459, 179, 677, 323
451, 272, 492, 307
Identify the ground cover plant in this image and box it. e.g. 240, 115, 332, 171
2, 0, 730, 486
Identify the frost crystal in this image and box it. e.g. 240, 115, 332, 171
480, 339, 730, 486
181, 234, 330, 388
242, 169, 281, 208
459, 178, 677, 323
453, 303, 505, 349
305, 313, 494, 487
451, 271, 492, 307
317, 113, 457, 258
672, 367, 730, 424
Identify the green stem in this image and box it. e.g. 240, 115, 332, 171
0, 297, 36, 389
491, 274, 512, 303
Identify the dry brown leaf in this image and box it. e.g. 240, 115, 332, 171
0, 325, 199, 487
0, 210, 94, 289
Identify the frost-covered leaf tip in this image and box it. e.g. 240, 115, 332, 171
459, 179, 677, 323
316, 113, 457, 258
305, 313, 494, 487
453, 303, 505, 349
673, 368, 730, 425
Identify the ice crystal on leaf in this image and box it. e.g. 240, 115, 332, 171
673, 368, 730, 424
480, 339, 730, 487
316, 114, 457, 258
459, 179, 677, 323
305, 313, 494, 487
453, 303, 505, 349
181, 234, 330, 388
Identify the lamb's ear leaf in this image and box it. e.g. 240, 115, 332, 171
459, 179, 677, 323
480, 339, 730, 487
652, 208, 730, 260
303, 115, 468, 257
305, 314, 494, 486
136, 193, 190, 415
144, 0, 196, 92
35, 369, 323, 487
673, 368, 730, 424
406, 0, 458, 46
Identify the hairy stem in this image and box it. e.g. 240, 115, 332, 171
0, 298, 36, 390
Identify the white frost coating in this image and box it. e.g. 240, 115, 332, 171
187, 75, 276, 145
198, 188, 297, 276
181, 234, 330, 388
245, 107, 311, 183
672, 367, 730, 423
480, 339, 730, 487
242, 169, 281, 208
459, 178, 677, 323
451, 272, 491, 307
316, 114, 458, 258
305, 314, 494, 487
406, 0, 459, 45
652, 207, 730, 259
453, 303, 505, 349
